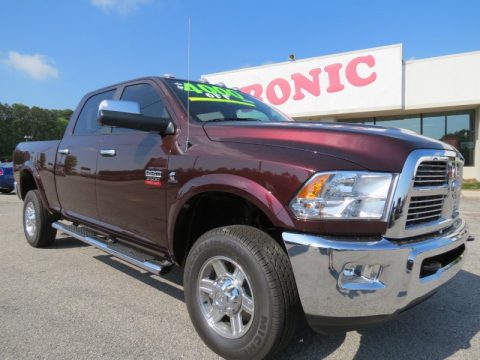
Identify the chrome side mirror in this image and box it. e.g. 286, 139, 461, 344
97, 100, 176, 135
98, 100, 141, 116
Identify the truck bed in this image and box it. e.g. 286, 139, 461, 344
14, 140, 61, 209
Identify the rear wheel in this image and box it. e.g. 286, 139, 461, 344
184, 225, 299, 360
23, 190, 57, 247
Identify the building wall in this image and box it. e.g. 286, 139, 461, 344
405, 51, 480, 180
405, 51, 480, 110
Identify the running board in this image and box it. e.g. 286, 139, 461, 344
52, 222, 172, 275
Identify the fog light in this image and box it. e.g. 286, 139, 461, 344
340, 264, 384, 290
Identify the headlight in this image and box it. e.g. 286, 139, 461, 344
290, 172, 394, 220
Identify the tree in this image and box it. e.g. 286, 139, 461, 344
0, 102, 72, 161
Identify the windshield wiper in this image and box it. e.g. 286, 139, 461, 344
203, 118, 264, 123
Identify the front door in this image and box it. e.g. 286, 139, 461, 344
56, 89, 116, 222
96, 82, 170, 250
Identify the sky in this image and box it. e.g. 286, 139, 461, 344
1, 0, 479, 110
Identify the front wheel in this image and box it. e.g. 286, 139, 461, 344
0, 188, 13, 194
184, 225, 299, 360
23, 190, 57, 247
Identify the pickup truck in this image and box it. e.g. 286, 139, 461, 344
14, 77, 471, 359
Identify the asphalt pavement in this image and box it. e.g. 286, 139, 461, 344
0, 193, 479, 359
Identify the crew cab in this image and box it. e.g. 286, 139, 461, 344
14, 77, 471, 359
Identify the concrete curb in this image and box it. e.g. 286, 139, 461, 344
462, 190, 480, 199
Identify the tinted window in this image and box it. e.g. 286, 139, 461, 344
114, 83, 169, 133
74, 90, 116, 135
376, 116, 421, 134
422, 114, 445, 140
446, 112, 475, 166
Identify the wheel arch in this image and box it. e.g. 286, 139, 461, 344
168, 174, 294, 265
18, 164, 50, 209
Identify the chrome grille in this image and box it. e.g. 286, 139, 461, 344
414, 161, 448, 187
406, 195, 445, 227
385, 149, 463, 240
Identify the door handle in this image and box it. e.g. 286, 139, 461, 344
58, 148, 70, 155
100, 149, 116, 157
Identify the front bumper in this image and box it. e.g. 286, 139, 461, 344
283, 218, 469, 334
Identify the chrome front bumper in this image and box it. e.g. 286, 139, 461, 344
283, 218, 469, 333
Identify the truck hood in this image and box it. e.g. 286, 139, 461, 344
203, 121, 454, 173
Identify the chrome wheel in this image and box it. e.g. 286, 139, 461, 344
24, 202, 37, 237
197, 256, 254, 339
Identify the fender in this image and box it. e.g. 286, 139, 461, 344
17, 161, 51, 210
167, 173, 295, 253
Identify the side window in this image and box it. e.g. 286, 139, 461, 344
114, 83, 169, 133
73, 90, 116, 135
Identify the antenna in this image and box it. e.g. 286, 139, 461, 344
185, 17, 191, 152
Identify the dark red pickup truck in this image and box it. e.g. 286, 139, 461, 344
14, 77, 471, 359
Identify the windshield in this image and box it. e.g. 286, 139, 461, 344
165, 79, 291, 123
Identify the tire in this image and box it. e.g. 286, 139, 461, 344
0, 188, 13, 194
23, 190, 57, 247
184, 225, 299, 360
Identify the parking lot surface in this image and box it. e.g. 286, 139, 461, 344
0, 193, 479, 359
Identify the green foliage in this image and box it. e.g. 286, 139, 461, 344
462, 179, 480, 190
0, 103, 72, 161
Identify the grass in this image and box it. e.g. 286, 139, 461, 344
462, 179, 480, 190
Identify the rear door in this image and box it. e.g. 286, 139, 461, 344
96, 81, 171, 250
56, 89, 116, 222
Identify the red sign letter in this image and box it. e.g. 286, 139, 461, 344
241, 84, 264, 101
346, 55, 377, 87
291, 68, 321, 101
324, 63, 345, 93
266, 78, 291, 105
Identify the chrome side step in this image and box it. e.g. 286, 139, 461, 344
52, 222, 172, 275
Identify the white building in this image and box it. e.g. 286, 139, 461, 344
204, 44, 480, 180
